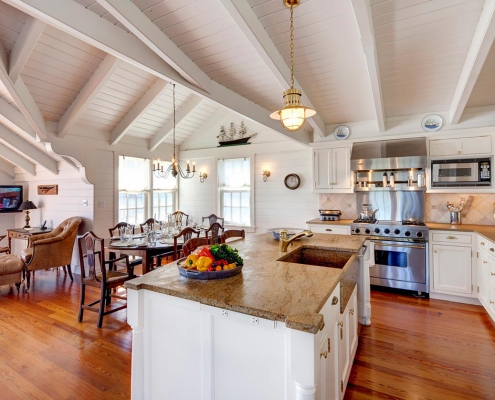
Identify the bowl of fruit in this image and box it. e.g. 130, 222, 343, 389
177, 243, 244, 280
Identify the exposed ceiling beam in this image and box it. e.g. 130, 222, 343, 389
0, 34, 47, 139
0, 96, 36, 139
449, 0, 495, 124
350, 0, 385, 132
0, 142, 35, 175
0, 124, 58, 174
180, 108, 229, 151
149, 96, 204, 151
95, 0, 210, 91
110, 79, 170, 146
219, 0, 326, 138
58, 54, 122, 137
2, 0, 311, 147
9, 16, 46, 83
0, 157, 16, 178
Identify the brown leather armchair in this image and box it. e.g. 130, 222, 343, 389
20, 217, 83, 290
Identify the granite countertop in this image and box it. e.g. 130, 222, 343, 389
427, 223, 495, 242
306, 218, 354, 226
125, 233, 365, 334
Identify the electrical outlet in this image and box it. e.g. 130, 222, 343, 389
82, 199, 88, 206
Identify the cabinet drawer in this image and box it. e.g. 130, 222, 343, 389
309, 225, 350, 235
431, 232, 472, 244
478, 237, 495, 253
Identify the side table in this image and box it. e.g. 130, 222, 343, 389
7, 228, 53, 253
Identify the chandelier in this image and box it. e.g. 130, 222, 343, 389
270, 0, 316, 132
153, 84, 195, 179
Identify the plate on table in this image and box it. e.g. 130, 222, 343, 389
110, 241, 147, 248
177, 257, 243, 280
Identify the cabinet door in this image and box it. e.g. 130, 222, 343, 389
316, 333, 328, 400
432, 244, 472, 294
314, 149, 332, 189
478, 250, 490, 305
461, 136, 491, 155
347, 291, 358, 358
332, 147, 351, 189
429, 138, 461, 157
338, 313, 350, 399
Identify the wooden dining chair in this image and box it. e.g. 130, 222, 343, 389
202, 214, 224, 228
77, 231, 135, 328
182, 237, 210, 257
108, 222, 142, 271
205, 222, 223, 245
0, 235, 9, 254
220, 229, 245, 243
156, 226, 200, 263
171, 211, 189, 228
140, 218, 162, 233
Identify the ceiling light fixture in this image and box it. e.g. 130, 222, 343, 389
153, 84, 195, 179
270, 0, 316, 132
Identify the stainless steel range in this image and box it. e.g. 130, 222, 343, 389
350, 220, 429, 295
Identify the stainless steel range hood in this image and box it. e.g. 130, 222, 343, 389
350, 138, 427, 171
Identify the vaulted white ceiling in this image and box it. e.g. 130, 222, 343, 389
0, 0, 494, 175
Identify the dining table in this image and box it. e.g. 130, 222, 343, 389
105, 235, 184, 274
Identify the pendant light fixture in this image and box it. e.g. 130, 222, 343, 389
153, 84, 195, 179
270, 0, 315, 132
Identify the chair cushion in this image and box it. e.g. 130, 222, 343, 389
96, 270, 130, 283
0, 254, 24, 275
20, 248, 33, 264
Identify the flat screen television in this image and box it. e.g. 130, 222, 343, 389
0, 185, 23, 211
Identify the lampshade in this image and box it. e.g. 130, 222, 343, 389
18, 200, 37, 211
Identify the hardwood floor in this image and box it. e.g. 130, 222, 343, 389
0, 271, 494, 399
346, 290, 495, 400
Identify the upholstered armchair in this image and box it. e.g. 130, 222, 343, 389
20, 217, 83, 290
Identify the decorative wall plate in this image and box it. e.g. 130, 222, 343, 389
421, 114, 443, 132
284, 174, 301, 190
333, 125, 350, 140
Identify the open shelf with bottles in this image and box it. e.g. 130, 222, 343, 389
354, 169, 426, 191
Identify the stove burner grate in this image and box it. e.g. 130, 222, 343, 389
402, 220, 426, 226
352, 218, 377, 224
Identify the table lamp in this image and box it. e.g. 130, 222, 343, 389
18, 200, 37, 229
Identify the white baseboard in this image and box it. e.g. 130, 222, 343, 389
430, 292, 481, 305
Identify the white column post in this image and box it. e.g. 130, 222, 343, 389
127, 289, 145, 399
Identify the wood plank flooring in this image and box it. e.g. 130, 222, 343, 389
345, 290, 495, 400
0, 271, 494, 399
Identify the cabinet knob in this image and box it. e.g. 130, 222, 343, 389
491, 301, 495, 305
481, 242, 485, 245
332, 296, 339, 305
325, 229, 333, 232
458, 150, 461, 154
349, 309, 354, 316
434, 250, 438, 253
484, 260, 488, 264
491, 273, 495, 276
490, 248, 495, 252
320, 351, 328, 359
446, 236, 457, 240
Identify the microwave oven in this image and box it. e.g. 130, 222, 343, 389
431, 158, 491, 187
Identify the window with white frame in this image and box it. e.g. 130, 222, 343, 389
152, 166, 177, 221
218, 158, 251, 226
118, 156, 150, 226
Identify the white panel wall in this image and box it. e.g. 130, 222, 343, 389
0, 170, 17, 246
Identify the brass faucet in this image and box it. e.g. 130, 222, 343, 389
279, 230, 313, 252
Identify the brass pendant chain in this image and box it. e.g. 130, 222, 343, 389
290, 5, 294, 89
172, 83, 176, 162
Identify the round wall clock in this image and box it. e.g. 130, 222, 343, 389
284, 174, 301, 190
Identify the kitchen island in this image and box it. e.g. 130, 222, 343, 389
125, 233, 366, 400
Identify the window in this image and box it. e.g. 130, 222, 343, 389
152, 166, 176, 221
218, 158, 251, 225
118, 156, 150, 226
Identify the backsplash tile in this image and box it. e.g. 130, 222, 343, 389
319, 193, 495, 225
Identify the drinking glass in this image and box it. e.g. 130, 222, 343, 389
124, 226, 132, 242
148, 230, 156, 246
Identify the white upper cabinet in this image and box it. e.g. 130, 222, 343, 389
429, 136, 492, 157
313, 147, 352, 192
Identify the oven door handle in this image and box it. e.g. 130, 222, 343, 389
373, 243, 426, 250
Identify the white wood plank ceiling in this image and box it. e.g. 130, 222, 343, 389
0, 0, 494, 169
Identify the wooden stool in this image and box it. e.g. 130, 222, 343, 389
0, 254, 24, 292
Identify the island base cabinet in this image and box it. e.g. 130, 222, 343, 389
127, 286, 358, 400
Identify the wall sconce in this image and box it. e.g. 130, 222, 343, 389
199, 171, 208, 183
262, 167, 271, 182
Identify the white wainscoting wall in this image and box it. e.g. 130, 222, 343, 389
0, 170, 17, 245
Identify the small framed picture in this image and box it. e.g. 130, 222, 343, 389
37, 185, 58, 195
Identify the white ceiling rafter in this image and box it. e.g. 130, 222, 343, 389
0, 34, 47, 140
0, 96, 36, 139
149, 96, 204, 152
219, 0, 326, 138
449, 0, 495, 124
57, 54, 122, 138
110, 79, 170, 146
2, 0, 311, 147
9, 16, 46, 84
0, 142, 36, 175
350, 0, 385, 132
0, 124, 58, 174
180, 108, 229, 151
95, 0, 210, 92
0, 157, 16, 178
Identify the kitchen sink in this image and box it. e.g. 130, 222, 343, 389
277, 247, 352, 269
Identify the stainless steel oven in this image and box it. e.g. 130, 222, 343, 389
369, 239, 428, 294
431, 158, 491, 187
